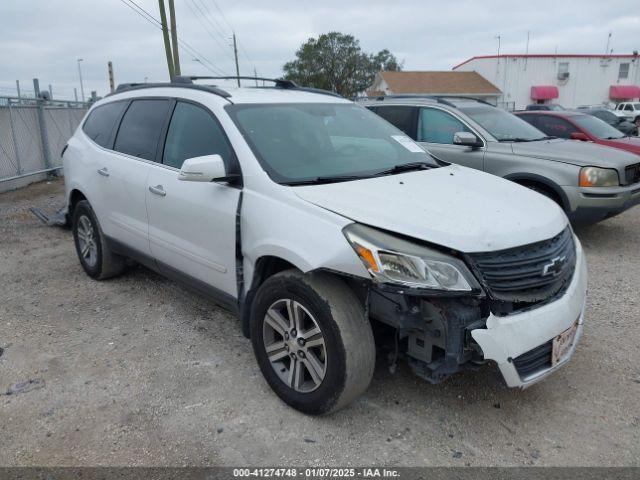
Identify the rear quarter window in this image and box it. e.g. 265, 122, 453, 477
82, 101, 128, 148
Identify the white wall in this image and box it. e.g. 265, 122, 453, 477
455, 56, 640, 110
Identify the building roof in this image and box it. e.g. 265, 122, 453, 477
453, 53, 640, 70
371, 71, 501, 96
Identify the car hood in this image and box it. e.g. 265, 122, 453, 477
510, 138, 639, 170
293, 165, 567, 253
598, 136, 640, 156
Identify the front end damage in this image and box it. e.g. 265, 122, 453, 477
359, 233, 588, 388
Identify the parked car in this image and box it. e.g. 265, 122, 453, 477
576, 107, 638, 136
615, 102, 640, 125
515, 111, 640, 157
525, 104, 565, 111
360, 96, 640, 224
63, 77, 587, 414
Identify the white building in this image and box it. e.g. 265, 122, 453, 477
453, 53, 640, 110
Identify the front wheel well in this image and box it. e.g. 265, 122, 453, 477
69, 189, 87, 215
241, 256, 299, 338
513, 179, 564, 209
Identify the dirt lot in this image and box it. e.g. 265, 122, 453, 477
0, 178, 639, 467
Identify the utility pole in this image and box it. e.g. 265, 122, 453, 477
77, 58, 85, 102
15, 80, 21, 100
74, 88, 78, 102
254, 66, 258, 86
605, 32, 612, 56
233, 33, 240, 86
48, 84, 53, 99
108, 61, 115, 93
168, 0, 180, 75
158, 0, 175, 79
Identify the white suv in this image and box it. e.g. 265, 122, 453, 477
63, 76, 587, 414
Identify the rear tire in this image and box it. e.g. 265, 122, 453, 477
250, 269, 375, 415
72, 200, 126, 280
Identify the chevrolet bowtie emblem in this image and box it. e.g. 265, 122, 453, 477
542, 256, 567, 277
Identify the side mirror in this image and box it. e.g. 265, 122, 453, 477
570, 132, 590, 141
453, 131, 483, 148
179, 154, 228, 182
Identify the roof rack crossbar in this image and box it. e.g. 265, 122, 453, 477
172, 75, 298, 89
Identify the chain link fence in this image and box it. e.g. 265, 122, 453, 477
0, 95, 88, 191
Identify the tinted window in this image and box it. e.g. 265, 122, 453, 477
460, 105, 547, 142
82, 102, 127, 148
535, 116, 578, 139
624, 104, 633, 111
573, 115, 625, 139
590, 110, 617, 124
374, 106, 417, 138
418, 108, 471, 144
163, 102, 232, 169
114, 99, 172, 160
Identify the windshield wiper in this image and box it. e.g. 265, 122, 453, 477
373, 161, 433, 176
283, 175, 365, 186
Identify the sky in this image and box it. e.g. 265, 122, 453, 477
1, 0, 639, 100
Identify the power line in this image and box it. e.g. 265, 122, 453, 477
205, 0, 254, 73
184, 0, 235, 62
117, 0, 229, 76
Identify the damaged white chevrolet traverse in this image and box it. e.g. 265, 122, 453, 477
63, 76, 587, 414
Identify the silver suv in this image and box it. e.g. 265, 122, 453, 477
360, 96, 640, 224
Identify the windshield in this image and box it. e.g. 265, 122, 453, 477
573, 115, 626, 139
459, 106, 547, 141
591, 109, 618, 123
227, 103, 437, 184
547, 104, 565, 111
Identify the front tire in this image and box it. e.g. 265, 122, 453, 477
250, 270, 375, 415
72, 200, 126, 280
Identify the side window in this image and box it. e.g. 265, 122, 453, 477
418, 108, 470, 144
518, 114, 539, 128
82, 102, 127, 148
113, 99, 172, 161
535, 116, 577, 139
162, 102, 232, 169
374, 106, 417, 139
624, 104, 633, 111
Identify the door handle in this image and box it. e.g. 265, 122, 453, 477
97, 167, 109, 177
149, 185, 166, 197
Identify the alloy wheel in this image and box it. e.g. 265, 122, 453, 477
262, 298, 327, 393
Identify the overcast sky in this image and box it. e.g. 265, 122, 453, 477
1, 0, 639, 100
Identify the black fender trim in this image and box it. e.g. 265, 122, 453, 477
504, 173, 570, 211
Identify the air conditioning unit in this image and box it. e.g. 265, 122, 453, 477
557, 72, 570, 80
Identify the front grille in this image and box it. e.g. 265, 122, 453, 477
467, 227, 576, 308
512, 341, 552, 378
625, 164, 640, 185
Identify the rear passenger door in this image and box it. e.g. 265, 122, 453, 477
146, 100, 241, 301
416, 107, 485, 170
101, 99, 173, 256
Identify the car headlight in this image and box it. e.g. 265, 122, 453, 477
343, 223, 478, 292
579, 166, 619, 187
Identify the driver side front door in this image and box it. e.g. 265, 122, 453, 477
416, 107, 485, 171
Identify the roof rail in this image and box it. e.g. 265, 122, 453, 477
360, 94, 493, 107
111, 81, 231, 99
173, 75, 343, 98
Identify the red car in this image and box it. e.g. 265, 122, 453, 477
516, 110, 640, 156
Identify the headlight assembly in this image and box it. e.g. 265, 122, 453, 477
343, 223, 479, 292
579, 166, 619, 187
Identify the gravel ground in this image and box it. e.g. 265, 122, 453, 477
0, 178, 639, 467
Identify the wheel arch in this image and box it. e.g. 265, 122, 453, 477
504, 173, 569, 211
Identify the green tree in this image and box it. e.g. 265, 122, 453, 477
283, 32, 402, 98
